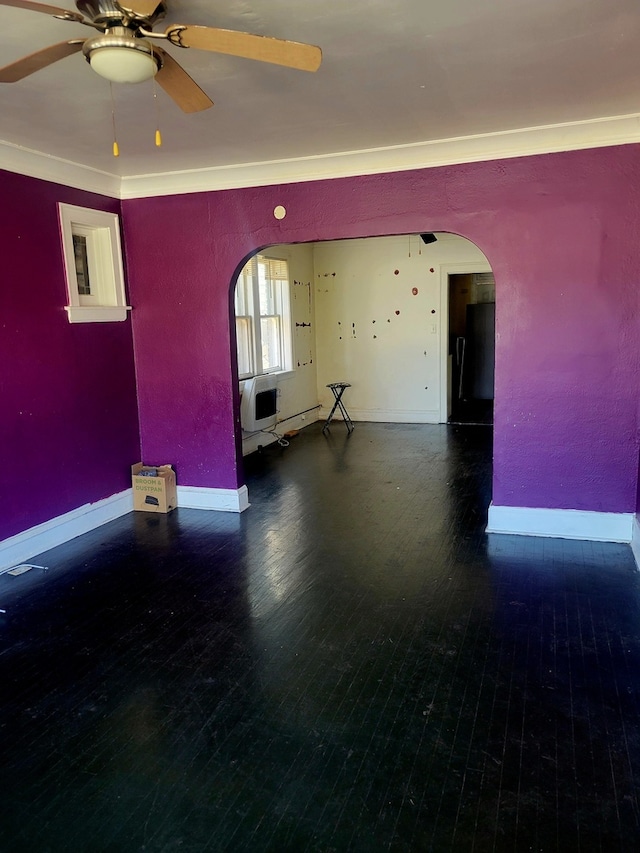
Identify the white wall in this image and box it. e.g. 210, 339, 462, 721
314, 234, 491, 423
242, 242, 318, 454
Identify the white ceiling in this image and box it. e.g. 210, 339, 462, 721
1, 0, 640, 181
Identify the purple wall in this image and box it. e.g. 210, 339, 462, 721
124, 145, 640, 514
5, 143, 636, 550
1, 171, 140, 541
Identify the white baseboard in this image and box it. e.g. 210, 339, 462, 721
631, 517, 640, 571
0, 489, 133, 572
242, 413, 319, 456
177, 485, 250, 512
487, 503, 634, 543
276, 412, 320, 433
0, 483, 251, 572
319, 407, 440, 424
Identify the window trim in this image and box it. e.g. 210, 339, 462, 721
58, 203, 131, 324
234, 254, 293, 380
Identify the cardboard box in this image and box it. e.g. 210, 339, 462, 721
131, 463, 177, 513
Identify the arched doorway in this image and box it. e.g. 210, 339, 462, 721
232, 232, 495, 459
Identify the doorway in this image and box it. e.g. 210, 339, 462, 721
235, 238, 496, 461
445, 270, 495, 425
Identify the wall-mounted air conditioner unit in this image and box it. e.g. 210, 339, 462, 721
240, 375, 278, 433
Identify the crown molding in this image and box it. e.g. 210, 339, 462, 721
2, 113, 640, 200
0, 139, 120, 198
120, 113, 640, 199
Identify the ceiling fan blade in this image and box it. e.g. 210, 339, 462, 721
170, 25, 322, 72
0, 39, 84, 82
0, 0, 84, 21
116, 1, 161, 17
155, 48, 213, 113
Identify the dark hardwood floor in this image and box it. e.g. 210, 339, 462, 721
0, 422, 639, 852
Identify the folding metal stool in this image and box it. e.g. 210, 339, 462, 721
322, 382, 354, 434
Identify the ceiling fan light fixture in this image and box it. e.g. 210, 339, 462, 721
84, 34, 160, 84
90, 47, 157, 83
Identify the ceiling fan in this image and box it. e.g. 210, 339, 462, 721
0, 1, 322, 113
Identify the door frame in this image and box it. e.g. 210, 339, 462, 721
439, 260, 493, 422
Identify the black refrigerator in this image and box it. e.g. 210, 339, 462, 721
464, 302, 495, 400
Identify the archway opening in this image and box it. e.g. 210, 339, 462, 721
231, 232, 495, 464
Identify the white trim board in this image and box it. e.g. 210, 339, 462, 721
0, 138, 120, 198
119, 113, 640, 198
0, 484, 251, 572
3, 112, 640, 200
0, 489, 133, 572
177, 485, 250, 513
319, 408, 441, 424
487, 503, 634, 543
631, 517, 640, 571
242, 412, 318, 456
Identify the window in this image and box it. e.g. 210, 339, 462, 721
58, 203, 130, 323
234, 255, 292, 379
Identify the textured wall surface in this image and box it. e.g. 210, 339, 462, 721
313, 234, 490, 422
1, 170, 140, 541
124, 145, 640, 512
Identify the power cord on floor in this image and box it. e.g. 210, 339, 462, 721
261, 429, 290, 447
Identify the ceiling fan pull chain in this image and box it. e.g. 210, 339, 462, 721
110, 82, 120, 157
153, 71, 162, 147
